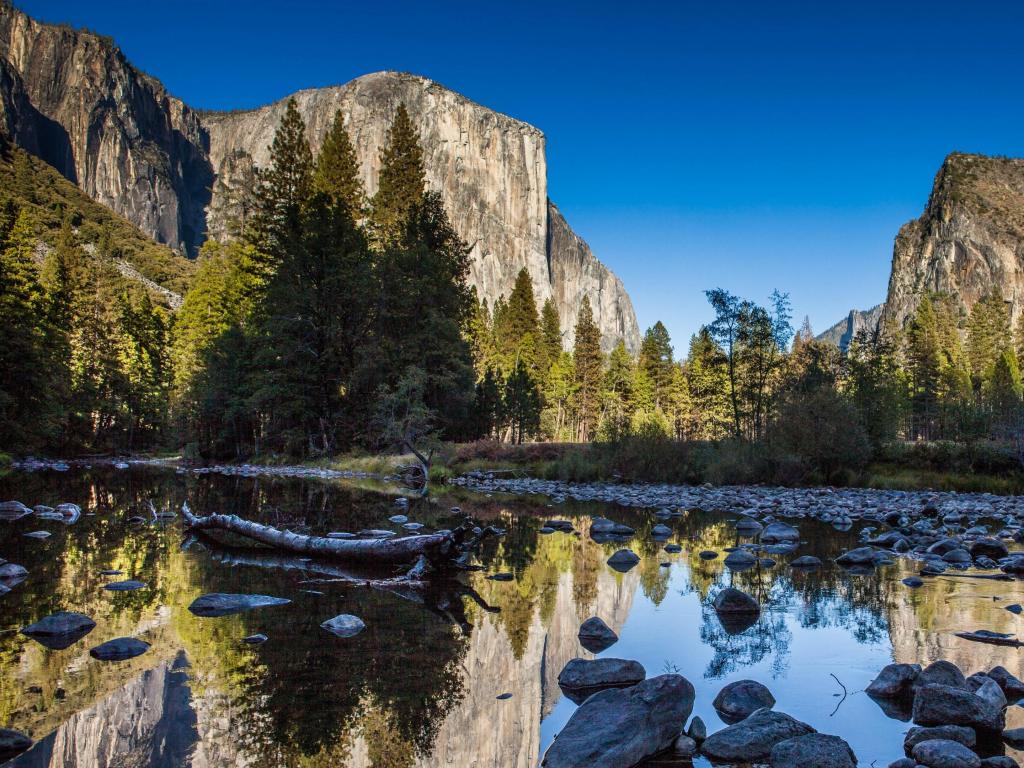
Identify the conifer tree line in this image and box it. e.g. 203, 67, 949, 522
4, 106, 1024, 466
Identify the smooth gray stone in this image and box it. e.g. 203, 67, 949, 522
769, 733, 857, 768
606, 549, 640, 572
21, 611, 96, 650
911, 738, 981, 768
578, 616, 618, 653
90, 637, 150, 661
905, 725, 976, 751
701, 708, 816, 763
557, 657, 646, 704
713, 679, 776, 722
103, 580, 146, 592
867, 663, 922, 697
188, 593, 291, 617
321, 614, 366, 638
913, 684, 1004, 733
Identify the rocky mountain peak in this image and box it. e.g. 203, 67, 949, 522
0, 5, 640, 351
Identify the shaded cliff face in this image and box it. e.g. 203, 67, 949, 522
881, 152, 1024, 331
200, 72, 639, 351
0, 3, 212, 256
0, 5, 640, 351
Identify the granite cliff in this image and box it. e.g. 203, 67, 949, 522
880, 151, 1024, 333
0, 3, 639, 350
816, 304, 883, 351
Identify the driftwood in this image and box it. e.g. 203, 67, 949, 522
182, 502, 458, 567
188, 534, 500, 631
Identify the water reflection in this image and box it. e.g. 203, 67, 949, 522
0, 469, 1021, 767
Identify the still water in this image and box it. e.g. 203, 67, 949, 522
0, 468, 1022, 767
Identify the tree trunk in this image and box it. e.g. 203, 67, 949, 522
182, 502, 454, 566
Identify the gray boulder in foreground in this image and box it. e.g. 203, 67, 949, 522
701, 708, 815, 763
912, 683, 1004, 733
188, 593, 292, 617
541, 674, 695, 768
911, 738, 981, 768
769, 733, 857, 768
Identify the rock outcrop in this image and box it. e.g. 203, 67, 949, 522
880, 152, 1024, 332
817, 303, 883, 350
0, 5, 640, 350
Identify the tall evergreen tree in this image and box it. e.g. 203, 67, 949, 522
572, 296, 603, 441
639, 321, 673, 410
504, 359, 541, 443
494, 267, 541, 376
370, 104, 426, 245
313, 110, 365, 215
539, 298, 563, 374
967, 289, 1012, 389
0, 208, 52, 448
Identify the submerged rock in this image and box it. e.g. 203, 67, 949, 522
760, 522, 800, 543
790, 555, 822, 568
578, 616, 618, 653
21, 611, 96, 650
541, 674, 695, 768
242, 633, 268, 645
90, 637, 150, 661
188, 593, 292, 617
904, 725, 976, 751
556, 657, 646, 704
701, 708, 816, 763
321, 614, 366, 638
103, 580, 146, 592
769, 733, 857, 768
724, 549, 757, 570
713, 587, 760, 614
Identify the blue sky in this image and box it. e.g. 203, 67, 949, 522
20, 0, 1024, 348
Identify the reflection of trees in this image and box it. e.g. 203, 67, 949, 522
700, 601, 792, 679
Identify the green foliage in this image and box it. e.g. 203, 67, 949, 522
312, 110, 365, 215
370, 104, 426, 246
572, 296, 603, 441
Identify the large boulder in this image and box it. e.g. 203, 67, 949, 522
557, 658, 646, 704
701, 708, 815, 763
911, 738, 981, 768
541, 674, 695, 768
835, 546, 883, 567
90, 637, 150, 661
578, 617, 618, 653
769, 733, 857, 768
724, 549, 758, 570
713, 588, 761, 635
712, 679, 775, 723
20, 611, 96, 650
970, 538, 1009, 560
866, 663, 921, 698
912, 684, 1004, 733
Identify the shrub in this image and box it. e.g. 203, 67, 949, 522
770, 388, 871, 481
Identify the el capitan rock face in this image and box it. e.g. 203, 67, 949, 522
881, 152, 1024, 332
0, 4, 640, 351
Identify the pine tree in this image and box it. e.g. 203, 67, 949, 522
313, 110, 365, 215
494, 267, 541, 377
986, 348, 1022, 422
539, 298, 563, 375
967, 289, 1012, 390
684, 328, 730, 440
639, 321, 673, 410
250, 98, 314, 258
572, 296, 603, 441
370, 104, 426, 246
504, 359, 541, 443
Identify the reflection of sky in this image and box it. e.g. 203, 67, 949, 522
5, 469, 1024, 768
538, 563, 908, 767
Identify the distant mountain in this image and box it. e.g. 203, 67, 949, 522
816, 304, 883, 350
0, 3, 640, 350
881, 151, 1024, 332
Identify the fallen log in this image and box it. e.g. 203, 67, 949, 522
182, 502, 457, 567
954, 629, 1024, 647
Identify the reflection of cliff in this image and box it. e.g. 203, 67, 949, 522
346, 536, 639, 768
10, 654, 197, 768
886, 560, 1024, 675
